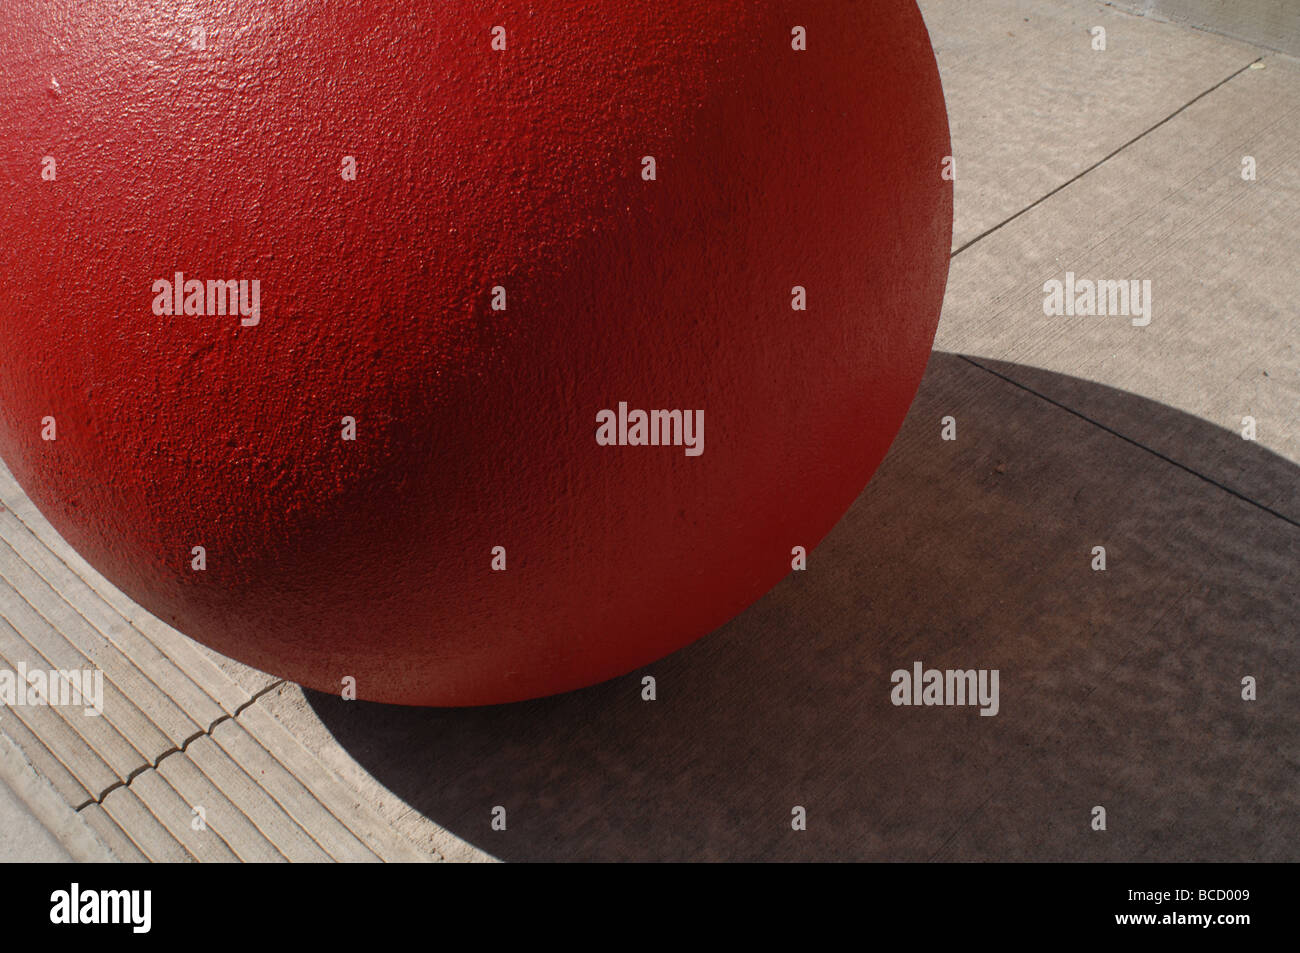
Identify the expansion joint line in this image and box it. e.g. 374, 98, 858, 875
941, 55, 1291, 530
960, 355, 1300, 530
950, 56, 1264, 261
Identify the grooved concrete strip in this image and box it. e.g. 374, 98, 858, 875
0, 461, 457, 861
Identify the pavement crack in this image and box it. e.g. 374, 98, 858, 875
78, 679, 287, 809
950, 56, 1264, 260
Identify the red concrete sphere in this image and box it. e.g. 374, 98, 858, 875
0, 1, 952, 705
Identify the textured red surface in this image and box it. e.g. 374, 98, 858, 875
0, 1, 952, 706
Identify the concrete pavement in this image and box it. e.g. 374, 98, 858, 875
0, 775, 70, 862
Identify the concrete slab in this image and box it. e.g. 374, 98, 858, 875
921, 0, 1262, 249
0, 758, 72, 862
76, 803, 148, 862
0, 778, 71, 861
935, 53, 1300, 521
1110, 0, 1300, 56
